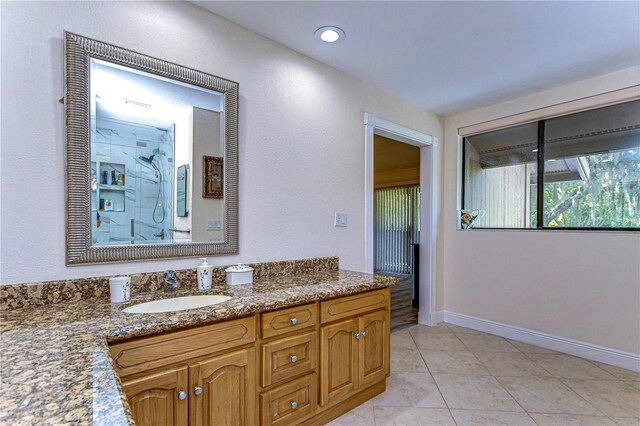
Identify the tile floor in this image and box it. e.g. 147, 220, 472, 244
327, 323, 640, 426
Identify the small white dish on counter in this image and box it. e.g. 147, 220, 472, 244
122, 295, 232, 314
225, 263, 254, 285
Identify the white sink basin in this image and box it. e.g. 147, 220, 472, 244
122, 295, 232, 314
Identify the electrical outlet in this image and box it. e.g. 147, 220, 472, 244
206, 219, 222, 231
335, 212, 347, 227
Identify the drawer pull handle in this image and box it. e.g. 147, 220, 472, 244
355, 333, 361, 340
177, 391, 187, 400
361, 331, 368, 337
290, 355, 298, 363
290, 317, 298, 325
290, 401, 298, 409
194, 386, 203, 396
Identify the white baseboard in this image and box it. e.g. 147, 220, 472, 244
442, 311, 640, 372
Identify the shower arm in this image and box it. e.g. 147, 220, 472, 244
168, 228, 191, 234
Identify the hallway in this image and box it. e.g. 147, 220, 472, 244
377, 272, 419, 332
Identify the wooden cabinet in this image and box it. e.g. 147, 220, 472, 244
121, 366, 189, 426
319, 288, 390, 409
359, 309, 390, 388
110, 317, 255, 377
261, 331, 317, 387
111, 317, 256, 426
119, 348, 256, 426
260, 373, 317, 426
110, 287, 390, 426
320, 289, 389, 324
261, 303, 317, 339
319, 318, 359, 406
190, 348, 256, 426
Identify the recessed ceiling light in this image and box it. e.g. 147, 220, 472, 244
315, 26, 345, 43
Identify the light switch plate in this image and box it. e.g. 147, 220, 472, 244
335, 212, 347, 227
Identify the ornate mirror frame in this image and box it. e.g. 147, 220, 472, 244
65, 32, 239, 264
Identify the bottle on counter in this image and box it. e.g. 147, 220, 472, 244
197, 258, 213, 290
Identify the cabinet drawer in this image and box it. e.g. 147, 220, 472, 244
260, 373, 317, 426
261, 303, 317, 339
110, 316, 255, 377
261, 331, 318, 387
320, 288, 390, 324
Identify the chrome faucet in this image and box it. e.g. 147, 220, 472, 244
164, 270, 181, 292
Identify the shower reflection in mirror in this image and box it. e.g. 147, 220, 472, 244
89, 57, 224, 246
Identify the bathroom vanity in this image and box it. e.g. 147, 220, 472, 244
0, 265, 394, 425
109, 287, 390, 425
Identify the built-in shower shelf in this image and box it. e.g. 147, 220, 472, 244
99, 188, 126, 212
98, 184, 127, 191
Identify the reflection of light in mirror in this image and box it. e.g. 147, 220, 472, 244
91, 58, 223, 129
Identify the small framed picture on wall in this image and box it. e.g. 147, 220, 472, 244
203, 156, 223, 199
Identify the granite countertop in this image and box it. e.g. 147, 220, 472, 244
0, 270, 396, 425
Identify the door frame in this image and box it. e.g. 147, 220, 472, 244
364, 113, 439, 325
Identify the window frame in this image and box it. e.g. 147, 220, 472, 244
461, 113, 640, 232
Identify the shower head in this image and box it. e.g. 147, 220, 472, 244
139, 155, 155, 164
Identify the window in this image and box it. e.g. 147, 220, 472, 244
374, 185, 420, 273
462, 100, 640, 230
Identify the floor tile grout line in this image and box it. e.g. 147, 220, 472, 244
584, 358, 630, 381
559, 377, 638, 418
524, 354, 558, 378
487, 368, 532, 416
498, 374, 610, 418
416, 341, 455, 418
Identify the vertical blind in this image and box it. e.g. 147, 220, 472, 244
374, 185, 420, 274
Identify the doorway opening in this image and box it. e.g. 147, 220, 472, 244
373, 135, 420, 331
364, 113, 438, 327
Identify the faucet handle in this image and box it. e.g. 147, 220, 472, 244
165, 270, 177, 280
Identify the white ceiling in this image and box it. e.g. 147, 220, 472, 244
193, 1, 640, 116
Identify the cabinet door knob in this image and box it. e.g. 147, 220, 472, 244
361, 331, 368, 337
194, 386, 203, 396
177, 391, 187, 401
290, 401, 298, 409
290, 317, 298, 325
290, 355, 298, 363
354, 333, 361, 340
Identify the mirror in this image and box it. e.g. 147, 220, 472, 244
65, 32, 238, 264
177, 165, 189, 218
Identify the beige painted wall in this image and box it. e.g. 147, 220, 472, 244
442, 66, 640, 354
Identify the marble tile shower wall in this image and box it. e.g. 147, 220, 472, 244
0, 257, 340, 310
91, 118, 174, 245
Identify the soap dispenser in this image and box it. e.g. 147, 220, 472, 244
197, 258, 213, 290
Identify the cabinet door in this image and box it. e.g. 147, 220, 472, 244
190, 348, 257, 426
122, 366, 189, 426
319, 318, 359, 407
358, 309, 390, 388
